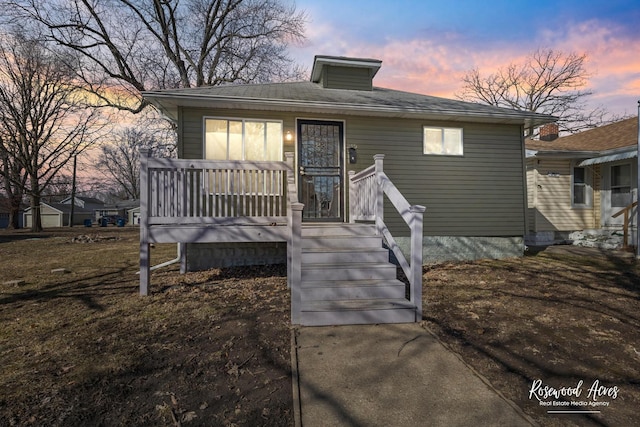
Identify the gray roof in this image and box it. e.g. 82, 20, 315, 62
143, 81, 554, 128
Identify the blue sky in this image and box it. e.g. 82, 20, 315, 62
291, 0, 640, 117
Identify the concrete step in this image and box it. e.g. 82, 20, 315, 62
302, 235, 382, 250
301, 247, 389, 264
300, 279, 406, 301
301, 263, 397, 281
299, 299, 417, 326
302, 223, 376, 237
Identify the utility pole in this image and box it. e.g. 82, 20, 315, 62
69, 154, 77, 227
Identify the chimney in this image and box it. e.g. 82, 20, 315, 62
539, 123, 559, 141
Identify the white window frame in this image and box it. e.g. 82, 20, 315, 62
423, 126, 464, 156
203, 117, 283, 161
610, 163, 632, 208
571, 164, 592, 208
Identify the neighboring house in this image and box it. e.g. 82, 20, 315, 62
96, 199, 139, 223
526, 118, 638, 247
60, 196, 106, 222
139, 55, 553, 325
127, 206, 141, 226
24, 196, 105, 228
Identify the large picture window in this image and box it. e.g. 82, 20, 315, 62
423, 126, 463, 156
205, 118, 282, 161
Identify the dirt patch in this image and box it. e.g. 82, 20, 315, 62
0, 227, 292, 426
3, 226, 639, 426
423, 246, 640, 427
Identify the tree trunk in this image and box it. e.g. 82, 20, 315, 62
7, 195, 22, 229
30, 188, 42, 232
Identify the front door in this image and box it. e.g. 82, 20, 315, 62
297, 120, 344, 221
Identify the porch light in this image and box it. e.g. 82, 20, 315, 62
285, 130, 293, 141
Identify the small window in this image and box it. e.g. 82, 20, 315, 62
423, 127, 463, 155
572, 166, 592, 207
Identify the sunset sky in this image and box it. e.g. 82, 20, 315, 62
291, 0, 640, 117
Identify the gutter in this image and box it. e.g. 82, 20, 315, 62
143, 92, 556, 127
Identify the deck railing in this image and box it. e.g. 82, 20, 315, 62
349, 154, 426, 319
139, 149, 299, 295
143, 155, 291, 225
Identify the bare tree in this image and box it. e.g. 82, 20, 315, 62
5, 0, 306, 114
95, 122, 174, 200
0, 31, 103, 231
457, 48, 612, 136
0, 136, 27, 228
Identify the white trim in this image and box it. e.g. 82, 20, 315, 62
23, 202, 63, 214
311, 56, 381, 82
423, 126, 464, 156
571, 163, 593, 209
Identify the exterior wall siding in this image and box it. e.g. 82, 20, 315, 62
526, 159, 537, 232
321, 66, 373, 91
345, 117, 526, 237
528, 158, 597, 232
180, 108, 528, 238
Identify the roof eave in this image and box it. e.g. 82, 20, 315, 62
529, 144, 638, 158
143, 92, 556, 127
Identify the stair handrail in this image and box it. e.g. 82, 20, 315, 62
350, 154, 426, 320
612, 200, 638, 249
285, 152, 303, 324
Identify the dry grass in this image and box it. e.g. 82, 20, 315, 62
0, 227, 292, 426
423, 246, 640, 427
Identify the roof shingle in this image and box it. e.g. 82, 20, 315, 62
527, 117, 638, 152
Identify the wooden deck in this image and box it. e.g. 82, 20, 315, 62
139, 151, 425, 326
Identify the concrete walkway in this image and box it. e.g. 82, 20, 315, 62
292, 323, 535, 427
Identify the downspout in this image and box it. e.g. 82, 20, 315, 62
520, 124, 529, 249
636, 101, 640, 259
137, 243, 181, 274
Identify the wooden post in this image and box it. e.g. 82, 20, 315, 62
409, 205, 426, 321
348, 170, 355, 223
285, 153, 294, 289
290, 202, 304, 324
139, 148, 150, 296
179, 242, 187, 274
624, 210, 629, 249
374, 154, 385, 235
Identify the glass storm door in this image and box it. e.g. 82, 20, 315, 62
298, 120, 344, 221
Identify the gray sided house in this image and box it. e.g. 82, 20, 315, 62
526, 118, 639, 248
23, 196, 105, 228
140, 55, 552, 326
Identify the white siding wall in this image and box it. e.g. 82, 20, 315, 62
529, 158, 597, 231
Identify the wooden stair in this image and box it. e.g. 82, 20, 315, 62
298, 223, 418, 326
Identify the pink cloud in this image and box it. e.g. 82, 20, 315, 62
294, 17, 638, 116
